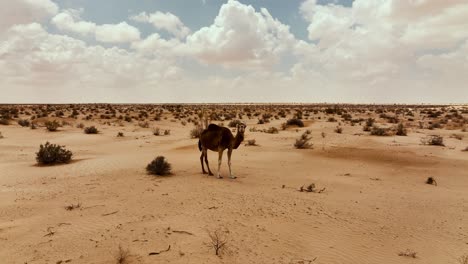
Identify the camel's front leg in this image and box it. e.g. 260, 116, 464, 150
217, 149, 224, 179
227, 149, 236, 179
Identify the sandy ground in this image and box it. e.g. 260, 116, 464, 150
0, 114, 467, 264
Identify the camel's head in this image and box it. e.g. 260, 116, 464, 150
237, 123, 247, 134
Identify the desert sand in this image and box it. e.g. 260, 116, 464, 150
0, 104, 467, 264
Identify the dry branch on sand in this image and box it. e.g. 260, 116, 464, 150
207, 228, 229, 256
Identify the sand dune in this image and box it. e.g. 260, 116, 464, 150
0, 104, 467, 263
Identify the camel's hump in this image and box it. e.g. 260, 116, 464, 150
207, 124, 221, 130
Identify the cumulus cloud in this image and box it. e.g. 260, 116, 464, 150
0, 23, 177, 102
0, 0, 58, 31
186, 0, 297, 69
52, 9, 140, 43
297, 0, 468, 95
1, 0, 467, 103
130, 11, 190, 39
51, 9, 96, 36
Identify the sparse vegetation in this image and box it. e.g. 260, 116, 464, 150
146, 156, 172, 176
294, 131, 313, 149
395, 123, 407, 136
398, 249, 417, 258
65, 203, 81, 211
370, 126, 391, 136
228, 119, 242, 128
18, 119, 30, 127
207, 228, 229, 256
458, 254, 468, 264
117, 132, 124, 137
265, 127, 279, 134
426, 177, 437, 186
421, 135, 444, 146
45, 120, 60, 132
115, 245, 130, 264
84, 126, 99, 134
286, 118, 304, 127
36, 142, 73, 165
153, 127, 161, 136
190, 125, 204, 138
334, 126, 343, 134
245, 139, 258, 146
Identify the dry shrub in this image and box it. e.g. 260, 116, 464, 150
458, 254, 468, 264
245, 139, 258, 146
395, 123, 407, 136
286, 118, 304, 127
228, 120, 242, 128
36, 142, 73, 165
152, 127, 161, 136
370, 126, 391, 136
190, 125, 204, 138
207, 228, 229, 256
398, 249, 417, 258
421, 135, 444, 146
426, 177, 437, 186
334, 126, 343, 134
45, 120, 60, 131
117, 132, 124, 137
115, 245, 130, 264
294, 132, 313, 149
84, 126, 99, 134
146, 156, 172, 176
138, 121, 149, 128
265, 127, 279, 134
18, 119, 30, 127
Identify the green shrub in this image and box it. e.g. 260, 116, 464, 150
36, 142, 73, 165
146, 156, 171, 176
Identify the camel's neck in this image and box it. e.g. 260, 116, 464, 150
232, 132, 244, 149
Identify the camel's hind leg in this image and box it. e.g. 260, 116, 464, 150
204, 149, 214, 176
217, 149, 224, 179
227, 148, 236, 179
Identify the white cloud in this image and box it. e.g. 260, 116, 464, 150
131, 11, 190, 39
52, 10, 140, 43
0, 0, 58, 31
51, 9, 96, 36
95, 22, 140, 43
185, 0, 297, 69
1, 0, 467, 103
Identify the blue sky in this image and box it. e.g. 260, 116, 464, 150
53, 0, 352, 41
0, 0, 467, 103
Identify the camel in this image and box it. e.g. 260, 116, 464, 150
198, 123, 246, 179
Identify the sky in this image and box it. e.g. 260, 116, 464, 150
0, 0, 467, 104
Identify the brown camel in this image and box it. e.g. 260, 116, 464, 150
198, 123, 246, 179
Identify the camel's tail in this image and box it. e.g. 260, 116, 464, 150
198, 139, 202, 151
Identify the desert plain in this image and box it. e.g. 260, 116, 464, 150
0, 104, 467, 264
